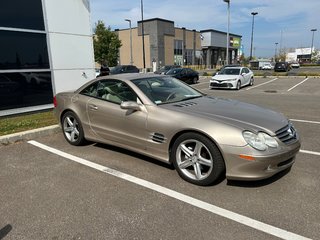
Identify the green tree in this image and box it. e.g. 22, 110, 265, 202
93, 20, 122, 66
311, 49, 319, 63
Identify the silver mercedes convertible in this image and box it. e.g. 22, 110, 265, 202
54, 73, 300, 186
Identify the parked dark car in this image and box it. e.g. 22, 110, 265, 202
154, 65, 181, 74
165, 68, 199, 84
274, 62, 291, 72
110, 65, 139, 74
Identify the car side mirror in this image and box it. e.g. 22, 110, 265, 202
120, 101, 142, 111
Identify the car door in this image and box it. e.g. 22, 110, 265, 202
241, 68, 250, 86
85, 79, 148, 150
179, 69, 188, 82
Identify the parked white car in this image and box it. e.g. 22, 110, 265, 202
261, 63, 273, 70
210, 67, 254, 90
291, 62, 300, 68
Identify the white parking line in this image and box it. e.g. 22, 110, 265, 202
287, 78, 309, 92
290, 119, 320, 125
300, 150, 320, 156
28, 140, 311, 240
246, 78, 278, 90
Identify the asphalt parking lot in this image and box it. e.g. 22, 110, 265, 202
1, 76, 319, 240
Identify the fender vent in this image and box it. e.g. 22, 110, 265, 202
173, 102, 197, 107
150, 133, 166, 143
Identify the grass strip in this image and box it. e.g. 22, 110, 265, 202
0, 110, 58, 136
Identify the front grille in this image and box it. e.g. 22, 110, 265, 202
275, 123, 297, 144
210, 82, 232, 88
277, 158, 294, 167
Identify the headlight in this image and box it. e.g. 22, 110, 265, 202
243, 131, 279, 151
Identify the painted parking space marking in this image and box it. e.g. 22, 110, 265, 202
290, 119, 320, 125
28, 140, 311, 240
287, 78, 309, 92
246, 78, 278, 90
300, 150, 320, 156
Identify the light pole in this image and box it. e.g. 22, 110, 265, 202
125, 19, 133, 65
310, 29, 317, 62
223, 0, 230, 65
249, 12, 258, 60
274, 42, 278, 62
140, 0, 146, 70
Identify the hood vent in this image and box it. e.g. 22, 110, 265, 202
173, 102, 197, 108
150, 133, 166, 144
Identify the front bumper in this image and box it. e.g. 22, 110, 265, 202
221, 140, 301, 181
210, 80, 237, 89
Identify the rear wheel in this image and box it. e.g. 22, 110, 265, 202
192, 77, 198, 84
249, 77, 254, 86
171, 133, 225, 186
62, 111, 86, 146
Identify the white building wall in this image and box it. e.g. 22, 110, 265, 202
43, 0, 95, 94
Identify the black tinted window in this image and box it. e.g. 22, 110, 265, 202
0, 72, 53, 111
0, 0, 45, 30
0, 30, 49, 70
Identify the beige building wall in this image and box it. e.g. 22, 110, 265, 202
118, 28, 150, 69
175, 28, 183, 40
175, 28, 201, 50
164, 36, 174, 65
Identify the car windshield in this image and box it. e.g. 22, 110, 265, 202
132, 76, 202, 105
220, 68, 240, 75
166, 68, 182, 75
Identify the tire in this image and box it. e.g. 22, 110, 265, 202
249, 77, 254, 86
171, 133, 225, 186
61, 111, 86, 146
236, 81, 241, 90
192, 77, 198, 84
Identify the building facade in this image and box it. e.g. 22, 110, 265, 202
116, 18, 241, 70
0, 0, 95, 116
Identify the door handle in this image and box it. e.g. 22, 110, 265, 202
89, 104, 98, 110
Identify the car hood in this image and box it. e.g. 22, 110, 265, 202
212, 75, 239, 81
161, 96, 288, 134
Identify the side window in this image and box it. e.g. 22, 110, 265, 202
99, 80, 139, 104
80, 82, 99, 97
80, 80, 139, 104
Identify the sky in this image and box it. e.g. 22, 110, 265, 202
90, 0, 320, 58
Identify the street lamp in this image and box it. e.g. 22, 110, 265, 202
223, 0, 230, 65
249, 12, 258, 60
140, 0, 146, 70
274, 42, 278, 62
310, 29, 317, 62
125, 19, 133, 65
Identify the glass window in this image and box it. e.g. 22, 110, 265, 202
0, 72, 53, 111
0, 30, 49, 70
174, 40, 183, 55
0, 0, 45, 30
80, 80, 139, 104
132, 76, 202, 105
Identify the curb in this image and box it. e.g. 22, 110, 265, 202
0, 125, 61, 145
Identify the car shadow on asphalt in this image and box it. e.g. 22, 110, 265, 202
0, 224, 12, 240
226, 167, 292, 188
93, 143, 175, 170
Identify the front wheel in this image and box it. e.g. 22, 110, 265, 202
236, 81, 241, 90
171, 133, 225, 186
62, 111, 86, 146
